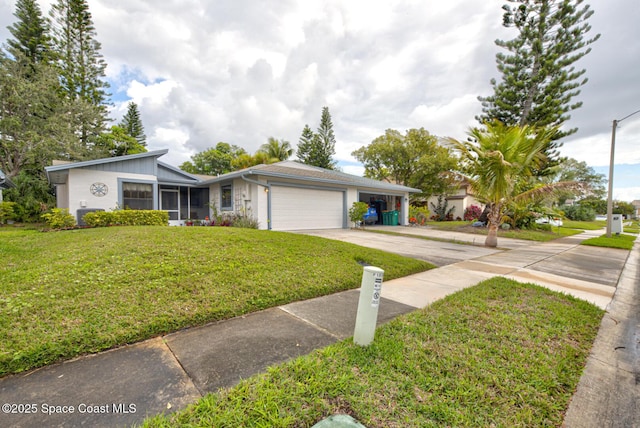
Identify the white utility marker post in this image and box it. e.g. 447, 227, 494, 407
353, 266, 384, 346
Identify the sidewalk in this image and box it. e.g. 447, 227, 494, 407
563, 238, 640, 427
0, 228, 635, 427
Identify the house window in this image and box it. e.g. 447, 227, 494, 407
122, 182, 153, 210
221, 184, 232, 210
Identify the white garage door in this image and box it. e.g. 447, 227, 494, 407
271, 186, 344, 230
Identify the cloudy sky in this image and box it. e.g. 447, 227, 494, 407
1, 0, 639, 201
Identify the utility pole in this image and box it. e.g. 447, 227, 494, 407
606, 109, 640, 238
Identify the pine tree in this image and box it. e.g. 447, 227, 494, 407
119, 102, 147, 147
296, 107, 337, 169
477, 0, 600, 169
0, 0, 65, 178
49, 0, 110, 156
315, 106, 337, 169
296, 124, 315, 164
5, 0, 52, 65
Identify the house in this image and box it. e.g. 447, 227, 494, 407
632, 200, 640, 219
45, 150, 420, 230
0, 169, 15, 202
426, 179, 483, 220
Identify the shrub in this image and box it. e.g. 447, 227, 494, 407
229, 213, 260, 229
83, 210, 169, 227
409, 206, 430, 225
463, 205, 483, 221
562, 204, 596, 221
41, 208, 76, 229
349, 202, 369, 227
0, 201, 17, 224
430, 195, 455, 221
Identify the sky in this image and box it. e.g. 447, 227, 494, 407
1, 0, 639, 202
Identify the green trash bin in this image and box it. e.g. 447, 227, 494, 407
382, 211, 390, 225
392, 210, 398, 226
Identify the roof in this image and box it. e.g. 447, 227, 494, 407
201, 161, 421, 193
0, 169, 15, 189
43, 152, 420, 194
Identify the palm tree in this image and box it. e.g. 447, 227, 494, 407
448, 121, 575, 247
259, 137, 294, 161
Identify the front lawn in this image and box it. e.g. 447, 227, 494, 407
425, 221, 582, 242
144, 278, 604, 428
581, 233, 637, 250
0, 227, 433, 376
561, 220, 606, 230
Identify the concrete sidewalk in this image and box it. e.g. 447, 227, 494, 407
563, 238, 640, 428
0, 228, 635, 427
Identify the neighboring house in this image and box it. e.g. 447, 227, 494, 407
632, 200, 640, 219
45, 150, 420, 230
426, 180, 483, 220
0, 169, 16, 202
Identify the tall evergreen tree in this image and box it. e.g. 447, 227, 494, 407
477, 0, 600, 169
296, 107, 337, 169
315, 106, 337, 169
49, 0, 110, 156
296, 124, 315, 164
0, 0, 65, 179
5, 0, 52, 65
119, 102, 147, 147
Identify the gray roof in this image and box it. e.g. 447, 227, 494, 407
201, 161, 421, 193
43, 152, 419, 194
0, 169, 15, 189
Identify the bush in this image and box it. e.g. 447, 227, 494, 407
430, 195, 455, 221
409, 206, 430, 225
463, 205, 483, 221
562, 204, 596, 221
228, 213, 260, 229
83, 210, 169, 227
41, 208, 76, 229
349, 202, 369, 227
0, 201, 17, 224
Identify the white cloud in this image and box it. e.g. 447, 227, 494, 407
0, 0, 638, 201
409, 94, 480, 139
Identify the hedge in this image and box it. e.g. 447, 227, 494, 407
83, 210, 169, 227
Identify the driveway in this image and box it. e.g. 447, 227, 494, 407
296, 227, 506, 266
297, 226, 628, 289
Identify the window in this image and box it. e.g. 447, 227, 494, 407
221, 184, 232, 210
122, 182, 153, 210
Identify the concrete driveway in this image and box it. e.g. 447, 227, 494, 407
297, 226, 628, 289
297, 227, 526, 266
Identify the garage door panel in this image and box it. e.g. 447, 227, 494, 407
271, 187, 344, 230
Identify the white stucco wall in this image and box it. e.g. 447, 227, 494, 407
55, 184, 70, 209
208, 178, 270, 229
67, 169, 157, 219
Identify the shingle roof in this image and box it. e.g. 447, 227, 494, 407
202, 161, 420, 193
0, 169, 15, 189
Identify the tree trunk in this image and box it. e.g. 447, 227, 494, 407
484, 203, 502, 248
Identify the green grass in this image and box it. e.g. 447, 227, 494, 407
425, 220, 470, 230
143, 278, 604, 428
561, 220, 606, 230
624, 225, 639, 234
0, 227, 434, 376
424, 221, 583, 242
581, 233, 637, 250
498, 226, 582, 241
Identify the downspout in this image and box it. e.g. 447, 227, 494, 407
241, 174, 272, 230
